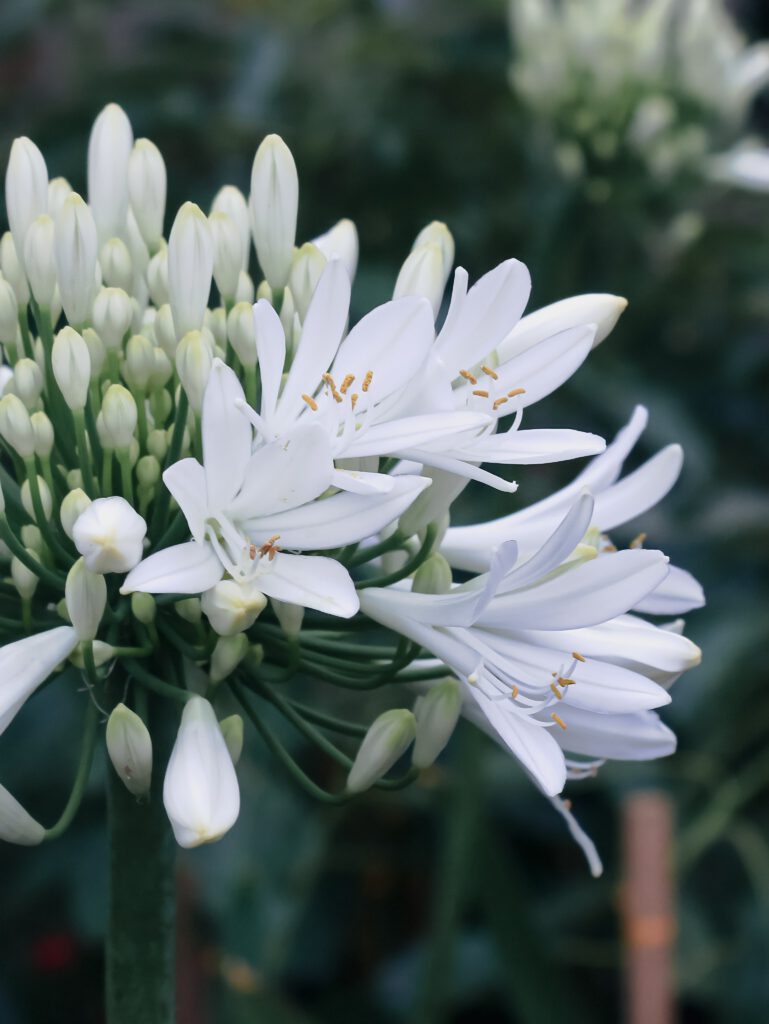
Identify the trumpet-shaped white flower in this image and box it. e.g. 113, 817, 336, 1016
73, 497, 147, 573
163, 696, 240, 848
0, 626, 78, 736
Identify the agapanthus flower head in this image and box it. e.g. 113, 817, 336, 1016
0, 104, 701, 871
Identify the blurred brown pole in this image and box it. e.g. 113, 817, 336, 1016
622, 791, 676, 1024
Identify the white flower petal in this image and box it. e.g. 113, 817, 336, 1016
397, 448, 520, 493
120, 542, 223, 595
330, 468, 396, 495
634, 565, 706, 615
253, 298, 286, 426
0, 626, 78, 736
162, 458, 207, 543
554, 708, 677, 761
202, 360, 252, 512
592, 444, 683, 531
497, 293, 627, 362
258, 553, 359, 617
343, 411, 490, 459
455, 428, 605, 465
0, 783, 45, 845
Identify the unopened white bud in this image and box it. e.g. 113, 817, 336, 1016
30, 411, 54, 458
65, 556, 107, 641
412, 552, 453, 595
54, 192, 98, 327
205, 307, 227, 350
0, 232, 29, 306
100, 237, 133, 291
21, 476, 52, 521
175, 330, 213, 412
106, 703, 153, 797
0, 393, 35, 456
209, 211, 245, 301
256, 279, 272, 302
163, 696, 240, 847
123, 333, 155, 391
136, 455, 160, 489
288, 243, 326, 320
88, 103, 134, 244
147, 347, 173, 393
312, 218, 359, 281
128, 138, 166, 251
347, 709, 416, 793
73, 496, 147, 573
219, 714, 244, 765
5, 137, 48, 274
92, 286, 133, 350
52, 326, 91, 410
60, 488, 91, 540
210, 185, 250, 270
226, 302, 256, 368
394, 241, 450, 318
23, 214, 57, 308
13, 358, 44, 409
412, 678, 462, 769
201, 580, 267, 637
279, 286, 295, 341
100, 384, 137, 449
0, 783, 44, 846
249, 134, 298, 290
66, 468, 84, 490
413, 221, 454, 273
235, 270, 255, 304
82, 327, 106, 380
0, 276, 19, 341
11, 552, 38, 600
69, 639, 116, 669
270, 598, 304, 638
153, 303, 176, 358
47, 176, 72, 218
497, 294, 628, 362
146, 428, 168, 461
147, 244, 169, 307
174, 597, 201, 625
210, 633, 249, 683
20, 524, 43, 553
168, 202, 213, 339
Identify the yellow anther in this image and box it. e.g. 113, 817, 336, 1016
550, 682, 563, 700
481, 364, 499, 380
459, 369, 478, 385
558, 676, 576, 687
507, 387, 526, 398
492, 396, 508, 410
362, 370, 374, 392
301, 394, 318, 411
351, 393, 359, 409
629, 532, 647, 549
572, 651, 586, 662
551, 712, 567, 731
511, 684, 519, 699
472, 389, 489, 398
322, 373, 337, 389
339, 373, 355, 394
603, 542, 618, 552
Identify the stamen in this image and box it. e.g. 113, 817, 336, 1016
302, 394, 318, 411
603, 542, 618, 552
459, 369, 477, 385
572, 651, 586, 662
362, 370, 374, 392
550, 682, 563, 700
481, 364, 499, 380
507, 387, 526, 398
492, 396, 508, 410
629, 532, 647, 549
510, 684, 519, 699
551, 712, 567, 731
558, 676, 576, 687
351, 393, 359, 409
322, 372, 337, 390
472, 389, 489, 398
339, 373, 355, 394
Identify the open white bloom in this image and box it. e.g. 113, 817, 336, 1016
163, 696, 240, 848
0, 626, 78, 735
73, 497, 147, 573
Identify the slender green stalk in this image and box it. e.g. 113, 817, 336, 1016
73, 410, 99, 497
355, 524, 438, 590
23, 457, 74, 564
0, 515, 66, 588
117, 451, 134, 505
17, 308, 33, 359
44, 697, 99, 840
150, 390, 188, 540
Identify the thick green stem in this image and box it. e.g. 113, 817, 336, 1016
106, 690, 177, 1024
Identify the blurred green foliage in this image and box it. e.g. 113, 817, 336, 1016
1, 0, 769, 1021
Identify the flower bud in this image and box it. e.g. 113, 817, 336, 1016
69, 639, 116, 669
54, 193, 98, 326
52, 326, 91, 410
66, 468, 84, 490
20, 524, 43, 554
210, 633, 249, 683
413, 220, 454, 272
0, 232, 29, 306
30, 411, 54, 458
21, 476, 52, 521
0, 393, 35, 457
128, 138, 166, 251
23, 214, 57, 308
249, 134, 298, 290
174, 597, 201, 625
209, 211, 245, 301
412, 552, 453, 596
146, 428, 168, 461
213, 717, 242, 768
279, 286, 295, 340
131, 591, 156, 625
312, 218, 359, 281
11, 553, 38, 600
147, 245, 169, 307
88, 103, 133, 244
288, 243, 326, 320
147, 347, 173, 393
394, 241, 450, 318
412, 678, 462, 769
0, 276, 19, 342
175, 329, 213, 412
270, 598, 304, 638
235, 270, 255, 304
168, 202, 213, 339
100, 384, 137, 450
82, 327, 106, 379
60, 488, 91, 540
13, 358, 43, 409
123, 333, 155, 391
153, 303, 176, 358
347, 709, 416, 793
163, 696, 240, 848
47, 176, 72, 218
226, 301, 257, 368
205, 308, 227, 350
106, 703, 153, 797
210, 185, 250, 270
0, 783, 44, 846
73, 496, 147, 573
136, 455, 160, 490
5, 137, 48, 274
92, 286, 133, 350
100, 237, 133, 291
65, 556, 107, 641
256, 279, 272, 303
201, 580, 267, 637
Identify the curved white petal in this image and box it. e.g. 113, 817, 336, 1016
0, 626, 78, 736
342, 411, 490, 459
120, 542, 223, 595
202, 359, 252, 512
497, 293, 627, 362
258, 553, 359, 617
456, 428, 605, 465
592, 444, 683, 531
397, 448, 519, 493
330, 468, 395, 495
253, 299, 286, 427
634, 565, 706, 615
162, 458, 207, 543
553, 707, 677, 761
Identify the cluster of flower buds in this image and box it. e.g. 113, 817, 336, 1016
0, 104, 702, 872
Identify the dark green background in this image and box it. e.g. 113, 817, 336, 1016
1, 1, 769, 1021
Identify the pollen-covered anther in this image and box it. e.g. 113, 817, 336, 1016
510, 684, 519, 699
572, 651, 586, 662
472, 389, 489, 398
459, 369, 477, 385
550, 682, 563, 700
257, 534, 281, 560
551, 712, 568, 730
629, 532, 647, 549
558, 676, 576, 686
361, 370, 374, 393
492, 396, 508, 410
302, 393, 318, 411
507, 387, 526, 398
481, 364, 498, 380
351, 393, 359, 409
339, 373, 355, 394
